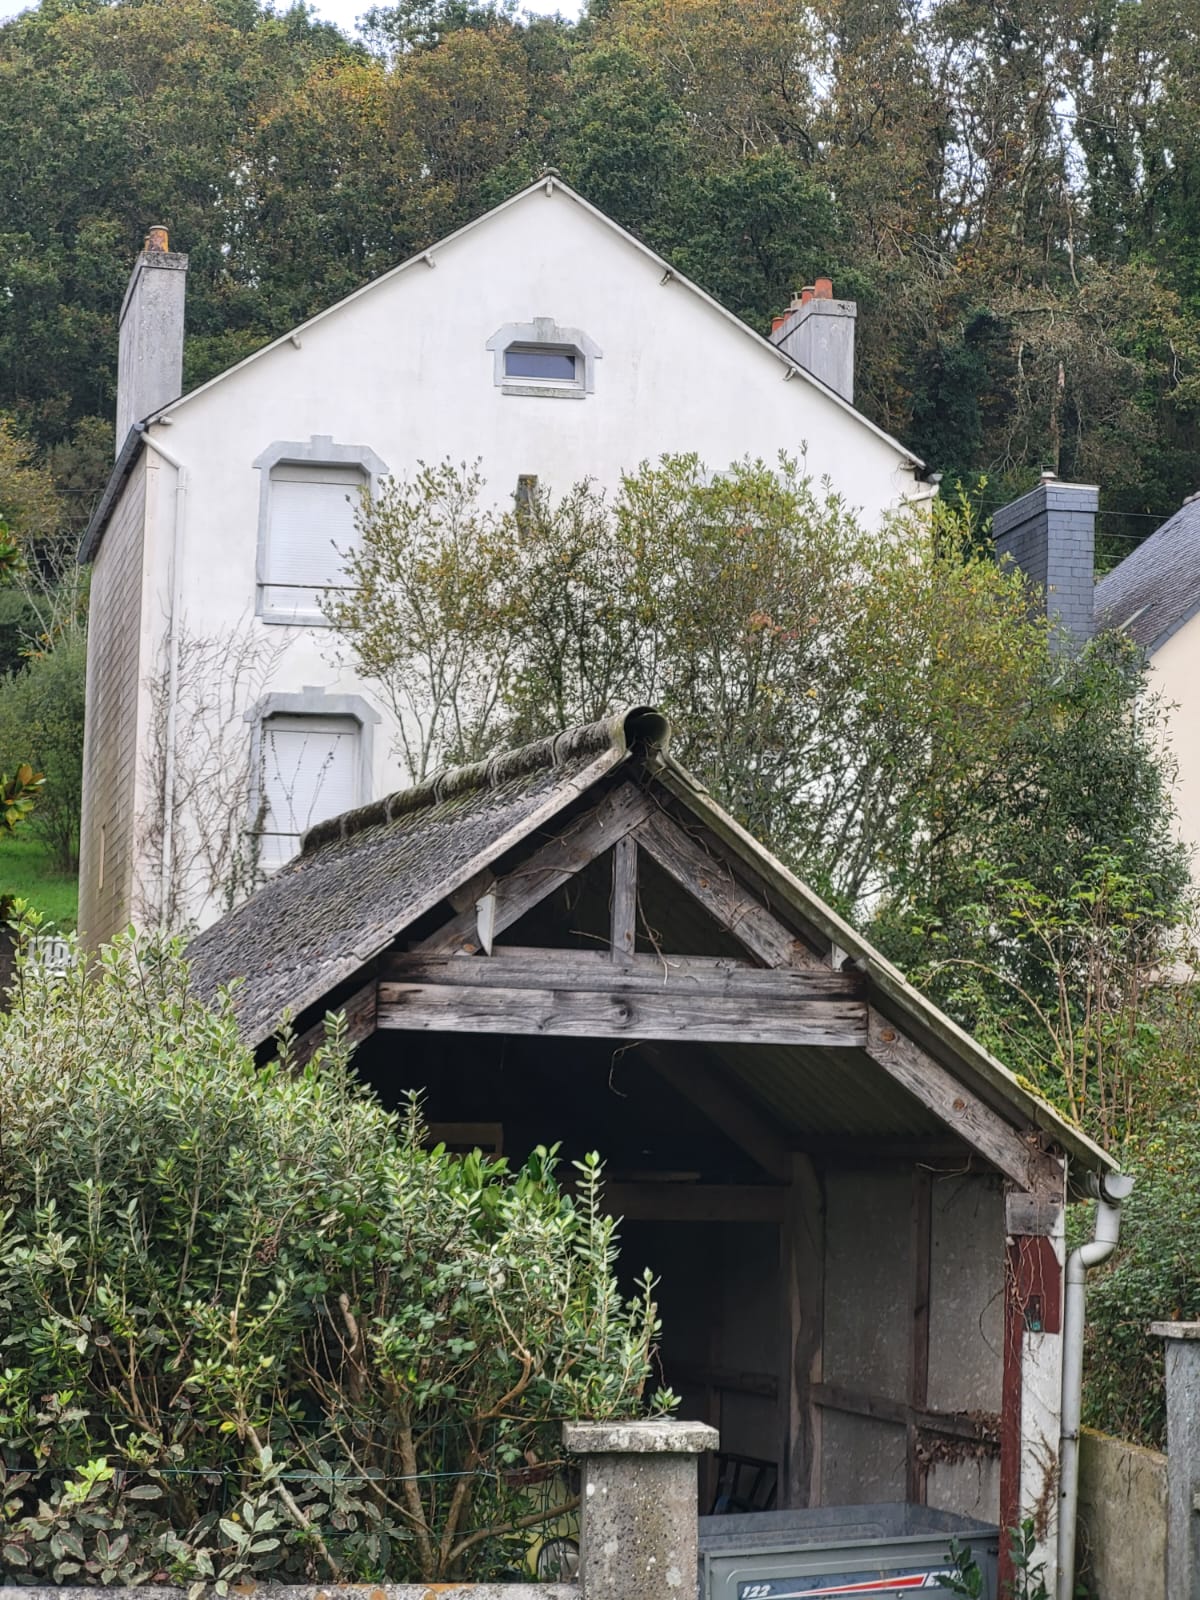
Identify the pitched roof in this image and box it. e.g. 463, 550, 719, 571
187, 711, 643, 1042
187, 707, 1114, 1177
1094, 497, 1200, 654
81, 173, 922, 563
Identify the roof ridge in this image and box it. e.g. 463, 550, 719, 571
299, 706, 670, 857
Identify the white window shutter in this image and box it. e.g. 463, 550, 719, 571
258, 714, 360, 869
264, 465, 363, 621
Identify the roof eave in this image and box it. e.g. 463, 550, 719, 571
652, 762, 1116, 1177
79, 424, 146, 563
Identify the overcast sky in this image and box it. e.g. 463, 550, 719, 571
0, 0, 580, 28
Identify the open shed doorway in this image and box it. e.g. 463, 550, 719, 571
350, 1022, 1005, 1524
189, 709, 1114, 1595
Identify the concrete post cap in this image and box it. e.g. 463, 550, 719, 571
1150, 1321, 1200, 1340
563, 1419, 719, 1455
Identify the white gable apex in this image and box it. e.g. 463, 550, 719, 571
150, 175, 922, 472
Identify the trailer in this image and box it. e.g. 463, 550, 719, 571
699, 1504, 998, 1599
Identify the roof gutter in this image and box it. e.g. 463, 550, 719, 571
79, 423, 148, 564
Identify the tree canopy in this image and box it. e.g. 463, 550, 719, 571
327, 454, 1191, 1138
3, 0, 1200, 544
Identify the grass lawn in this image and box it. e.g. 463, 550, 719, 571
0, 833, 78, 930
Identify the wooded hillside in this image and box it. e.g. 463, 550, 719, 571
3, 0, 1200, 551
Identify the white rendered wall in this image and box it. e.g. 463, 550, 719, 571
97, 185, 925, 936
1148, 614, 1200, 890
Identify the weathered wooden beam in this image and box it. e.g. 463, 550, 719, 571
811, 1381, 999, 1447
426, 1121, 504, 1153
639, 1043, 791, 1181
376, 980, 867, 1047
865, 1008, 1060, 1193
287, 980, 377, 1067
634, 808, 821, 969
782, 1153, 825, 1508
600, 1182, 785, 1223
491, 945, 758, 972
416, 782, 656, 956
1004, 1188, 1065, 1239
792, 1135, 975, 1167
611, 834, 637, 960
672, 1362, 780, 1401
382, 950, 863, 1002
907, 1167, 933, 1503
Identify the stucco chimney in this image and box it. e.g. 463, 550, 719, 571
770, 278, 857, 404
992, 473, 1099, 650
116, 225, 188, 452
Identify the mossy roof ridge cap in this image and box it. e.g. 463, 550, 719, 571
299, 706, 671, 857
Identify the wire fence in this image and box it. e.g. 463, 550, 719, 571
2, 1417, 582, 1584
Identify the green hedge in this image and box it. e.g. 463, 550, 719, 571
0, 929, 666, 1586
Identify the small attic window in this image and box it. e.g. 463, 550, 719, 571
505, 344, 578, 383
487, 319, 602, 399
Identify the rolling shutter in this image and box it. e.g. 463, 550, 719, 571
258, 713, 360, 870
262, 464, 364, 621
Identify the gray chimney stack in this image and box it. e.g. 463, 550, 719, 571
770, 276, 857, 404
992, 474, 1098, 649
116, 225, 188, 453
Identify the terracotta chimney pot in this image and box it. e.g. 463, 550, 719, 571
814, 276, 833, 299
145, 225, 170, 253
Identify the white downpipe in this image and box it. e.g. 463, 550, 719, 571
1056, 1170, 1135, 1600
142, 429, 188, 925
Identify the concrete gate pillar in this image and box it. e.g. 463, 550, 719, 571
1151, 1321, 1200, 1599
564, 1419, 719, 1600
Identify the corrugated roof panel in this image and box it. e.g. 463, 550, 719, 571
708, 1041, 943, 1140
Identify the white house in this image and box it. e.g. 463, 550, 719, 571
78, 175, 931, 945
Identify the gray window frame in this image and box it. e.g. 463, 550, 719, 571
253, 436, 389, 626
486, 319, 602, 400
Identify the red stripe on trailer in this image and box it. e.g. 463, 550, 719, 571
765, 1577, 941, 1596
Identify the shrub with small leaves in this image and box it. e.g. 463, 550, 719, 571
0, 924, 669, 1584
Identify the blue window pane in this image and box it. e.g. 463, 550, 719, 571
505, 345, 577, 381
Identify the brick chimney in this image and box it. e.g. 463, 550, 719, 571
992, 473, 1098, 650
770, 277, 857, 404
116, 225, 188, 452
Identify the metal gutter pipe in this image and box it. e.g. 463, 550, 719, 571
142, 430, 187, 925
1057, 1170, 1135, 1600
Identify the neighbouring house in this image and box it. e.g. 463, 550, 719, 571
994, 475, 1200, 883
187, 705, 1120, 1599
77, 177, 932, 947
1094, 496, 1200, 881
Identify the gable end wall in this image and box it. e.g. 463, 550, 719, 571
79, 453, 149, 945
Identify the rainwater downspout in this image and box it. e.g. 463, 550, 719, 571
1057, 1169, 1135, 1600
142, 428, 188, 924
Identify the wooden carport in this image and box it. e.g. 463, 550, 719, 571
188, 707, 1114, 1593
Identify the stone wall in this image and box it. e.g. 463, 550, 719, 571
1077, 1426, 1167, 1599
0, 1420, 716, 1600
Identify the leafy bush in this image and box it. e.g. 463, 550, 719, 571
0, 928, 666, 1586
1082, 1109, 1200, 1448
0, 631, 86, 874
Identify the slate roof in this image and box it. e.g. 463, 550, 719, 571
187, 711, 654, 1046
188, 706, 1114, 1177
1094, 497, 1200, 653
